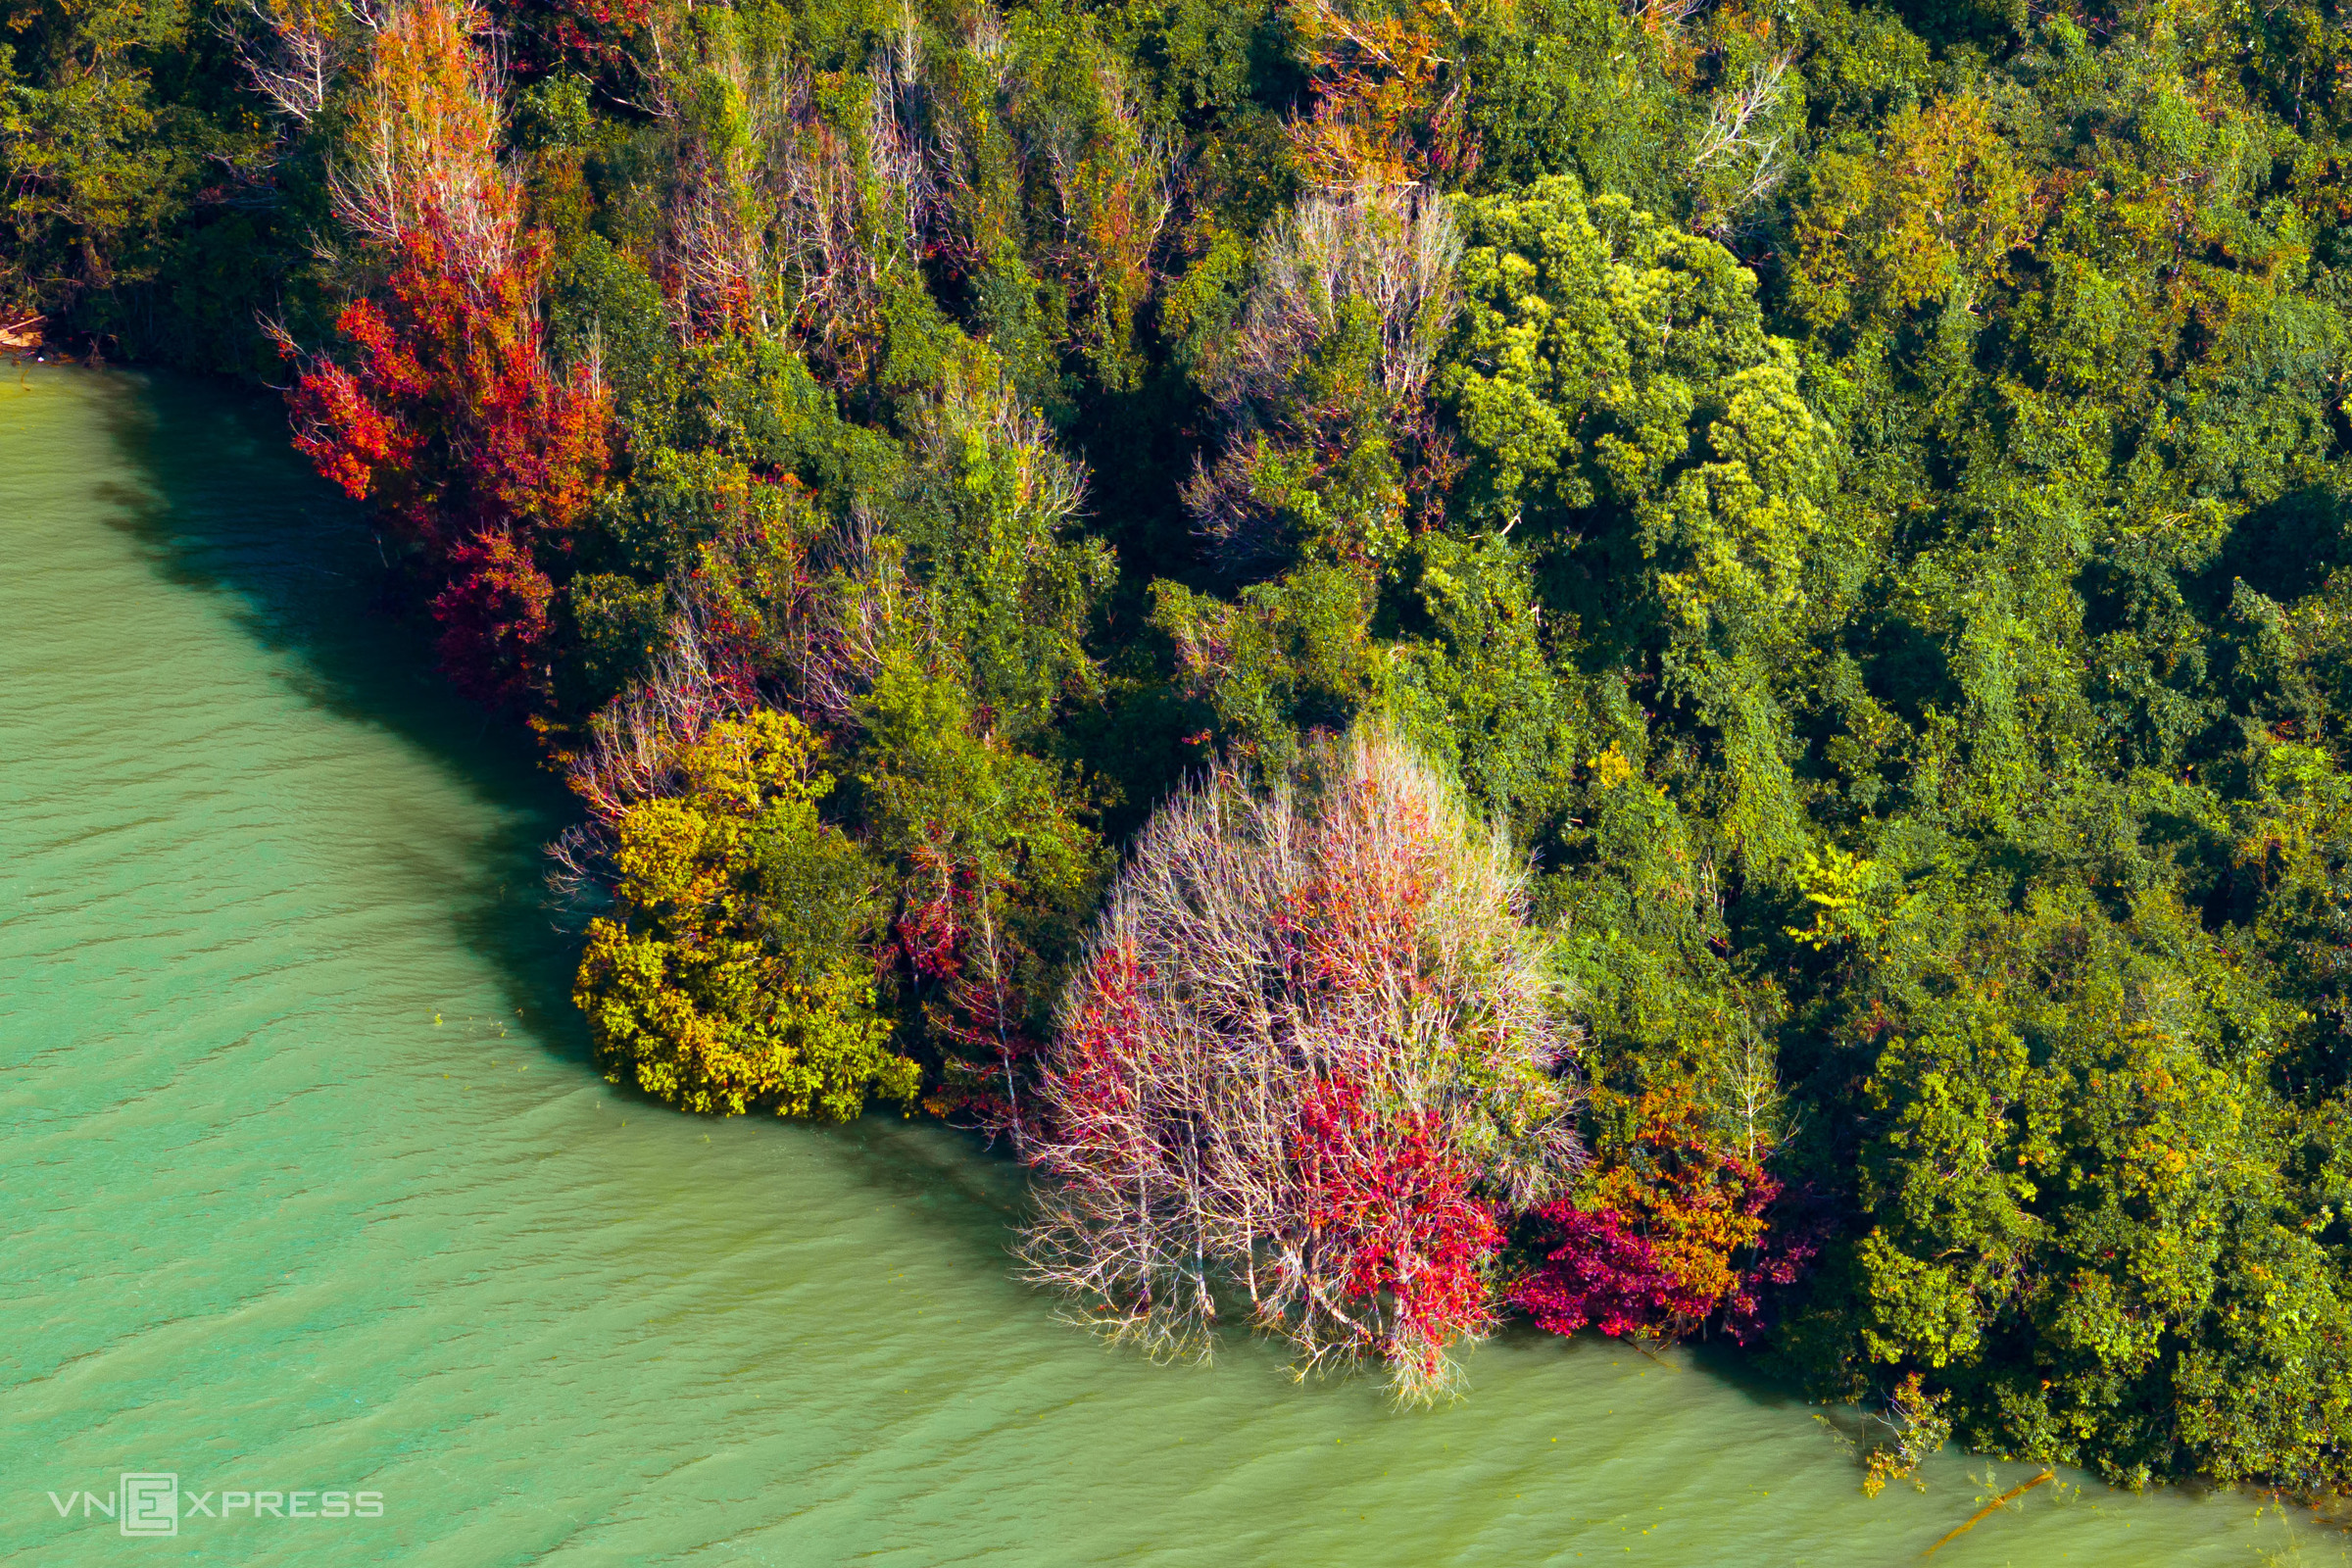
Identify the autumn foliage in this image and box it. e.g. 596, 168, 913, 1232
569, 706, 917, 1119
1511, 1082, 1795, 1343
1022, 727, 1578, 1400
287, 0, 607, 706
1287, 0, 1476, 189
71, 0, 2342, 1486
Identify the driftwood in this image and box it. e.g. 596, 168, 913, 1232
1921, 1471, 2053, 1558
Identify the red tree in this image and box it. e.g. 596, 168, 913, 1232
1291, 1078, 1504, 1388
288, 0, 608, 707
292, 221, 608, 705
1509, 1084, 1807, 1345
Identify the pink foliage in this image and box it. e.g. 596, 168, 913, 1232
1022, 729, 1579, 1399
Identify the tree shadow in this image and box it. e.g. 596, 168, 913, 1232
1681, 1336, 1812, 1410
2199, 484, 2351, 614
79, 367, 589, 1062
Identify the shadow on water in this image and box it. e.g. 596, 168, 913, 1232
1683, 1336, 1813, 1412
79, 368, 588, 1061
820, 1115, 1040, 1281
77, 367, 1060, 1243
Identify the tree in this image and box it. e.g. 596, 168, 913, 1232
0, 0, 202, 318
1782, 882, 2352, 1491
1439, 172, 1839, 877
1186, 182, 1458, 572
853, 656, 1105, 1131
572, 706, 917, 1119
1022, 725, 1578, 1401
1512, 1079, 1788, 1344
287, 0, 608, 705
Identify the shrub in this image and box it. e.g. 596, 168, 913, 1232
1511, 1080, 1791, 1343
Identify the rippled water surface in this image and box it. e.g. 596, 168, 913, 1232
3, 367, 2345, 1565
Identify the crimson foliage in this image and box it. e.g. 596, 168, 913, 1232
290, 220, 608, 705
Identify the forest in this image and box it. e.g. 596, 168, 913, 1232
7, 0, 2352, 1494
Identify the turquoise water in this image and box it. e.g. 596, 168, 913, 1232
1, 365, 2341, 1565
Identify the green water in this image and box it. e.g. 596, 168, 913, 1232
0, 366, 2340, 1567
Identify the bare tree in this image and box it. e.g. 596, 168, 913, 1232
906, 353, 1088, 530
773, 359, 1086, 725
1205, 183, 1458, 418
743, 60, 934, 364
1186, 183, 1459, 566
1015, 56, 1176, 374
777, 498, 908, 728
1725, 1013, 1788, 1167
233, 0, 353, 125
663, 149, 765, 331
549, 589, 756, 904
1021, 726, 1580, 1402
1691, 51, 1794, 225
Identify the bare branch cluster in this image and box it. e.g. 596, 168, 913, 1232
548, 590, 756, 902
1630, 0, 1708, 27
652, 24, 938, 352
233, 0, 354, 125
777, 357, 1085, 722
768, 68, 935, 357
663, 152, 764, 332
1014, 57, 1176, 368
656, 35, 801, 335
327, 0, 521, 275
1185, 184, 1458, 564
1020, 726, 1580, 1402
910, 352, 1088, 529
1691, 51, 1794, 220
1215, 184, 1459, 417
779, 499, 910, 727
1284, 0, 1474, 191
658, 7, 1170, 377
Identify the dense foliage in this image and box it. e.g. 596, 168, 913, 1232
19, 0, 2352, 1491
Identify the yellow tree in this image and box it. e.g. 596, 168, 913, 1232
574, 709, 918, 1119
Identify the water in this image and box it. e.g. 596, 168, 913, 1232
0, 364, 2338, 1566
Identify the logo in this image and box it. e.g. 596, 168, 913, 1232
45, 1476, 383, 1536
119, 1475, 176, 1539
